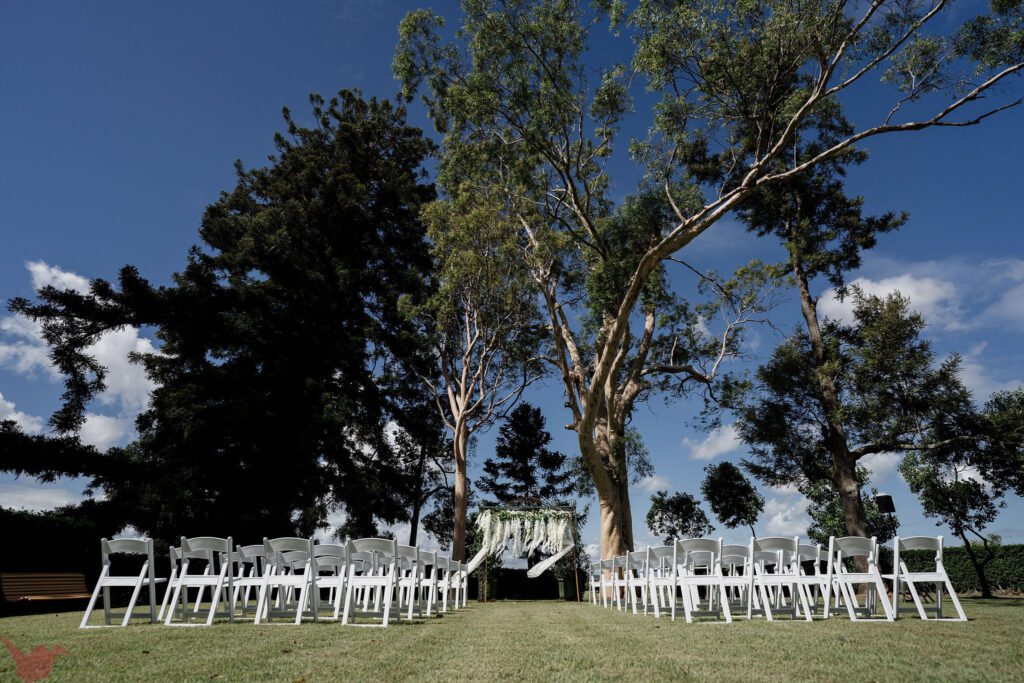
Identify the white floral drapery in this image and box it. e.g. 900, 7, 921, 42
469, 508, 574, 577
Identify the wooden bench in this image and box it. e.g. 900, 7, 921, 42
0, 573, 91, 602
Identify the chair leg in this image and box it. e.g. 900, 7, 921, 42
719, 583, 733, 624
943, 579, 967, 621
121, 577, 146, 627
80, 567, 108, 629
382, 582, 394, 627
341, 581, 355, 625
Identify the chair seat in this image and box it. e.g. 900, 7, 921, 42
101, 577, 165, 587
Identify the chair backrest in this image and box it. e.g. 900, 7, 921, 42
676, 538, 721, 569
752, 536, 798, 554
181, 536, 233, 554
238, 544, 266, 560
797, 544, 819, 561
721, 544, 749, 563
600, 558, 614, 571
894, 535, 943, 573
264, 537, 313, 555
103, 538, 152, 557
626, 550, 646, 570
832, 535, 876, 560
897, 535, 941, 554
649, 545, 674, 570
753, 536, 799, 572
347, 537, 399, 557
99, 538, 156, 585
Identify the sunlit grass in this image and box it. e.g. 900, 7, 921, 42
1, 598, 1020, 681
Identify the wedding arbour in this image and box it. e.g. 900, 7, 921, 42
467, 506, 582, 599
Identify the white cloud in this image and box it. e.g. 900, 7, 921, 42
958, 342, 1024, 398
0, 262, 160, 449
860, 452, 901, 483
818, 274, 963, 330
820, 256, 1024, 333
634, 474, 671, 494
0, 317, 58, 379
0, 483, 83, 511
27, 260, 91, 293
79, 413, 134, 450
88, 328, 158, 415
683, 424, 742, 461
763, 490, 811, 537
0, 392, 45, 433
979, 281, 1024, 330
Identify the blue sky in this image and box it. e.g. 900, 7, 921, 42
1, 1, 1022, 557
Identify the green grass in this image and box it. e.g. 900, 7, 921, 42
1, 598, 1021, 682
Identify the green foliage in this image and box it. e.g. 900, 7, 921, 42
901, 543, 1024, 594
976, 387, 1024, 496
803, 469, 900, 546
736, 291, 969, 491
479, 403, 574, 506
646, 490, 714, 544
700, 462, 764, 535
423, 481, 476, 552
8, 91, 437, 542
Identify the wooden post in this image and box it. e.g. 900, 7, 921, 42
483, 554, 489, 603
572, 508, 581, 604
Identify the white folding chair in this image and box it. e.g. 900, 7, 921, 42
587, 561, 602, 606
624, 550, 649, 615
611, 555, 628, 611
416, 549, 441, 617
889, 535, 966, 621
229, 544, 266, 619
302, 543, 346, 620
747, 537, 813, 622
341, 538, 399, 627
675, 538, 731, 623
719, 543, 753, 616
254, 537, 316, 624
438, 557, 459, 612
395, 545, 425, 620
646, 546, 675, 618
164, 536, 234, 626
598, 558, 614, 608
824, 536, 894, 622
790, 543, 828, 618
80, 537, 164, 628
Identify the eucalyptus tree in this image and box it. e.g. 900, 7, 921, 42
414, 189, 545, 559
395, 0, 1023, 558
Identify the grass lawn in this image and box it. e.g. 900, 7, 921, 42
1, 598, 1021, 682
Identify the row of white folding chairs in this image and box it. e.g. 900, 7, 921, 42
81, 536, 469, 628
587, 535, 965, 623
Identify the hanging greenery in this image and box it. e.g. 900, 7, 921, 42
474, 508, 574, 560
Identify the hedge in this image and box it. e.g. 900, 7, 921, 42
898, 543, 1024, 594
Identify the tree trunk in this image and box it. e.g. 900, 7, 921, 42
793, 255, 871, 545
451, 423, 470, 561
409, 500, 422, 546
408, 445, 427, 546
832, 452, 869, 538
959, 531, 993, 598
581, 414, 634, 560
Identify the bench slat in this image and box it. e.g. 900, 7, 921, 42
1, 573, 90, 602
